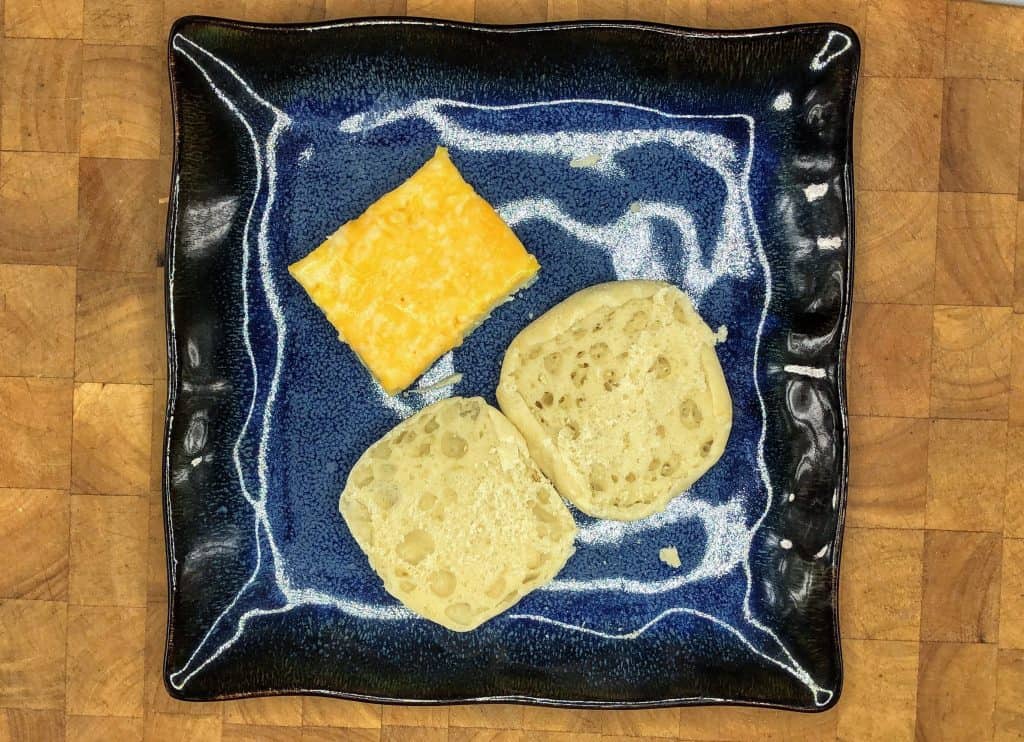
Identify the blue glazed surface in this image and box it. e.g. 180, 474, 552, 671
164, 18, 858, 709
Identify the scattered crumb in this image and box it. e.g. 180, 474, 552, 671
659, 546, 681, 568
714, 325, 728, 344
628, 201, 642, 213
569, 153, 602, 168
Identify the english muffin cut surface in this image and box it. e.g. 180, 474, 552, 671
497, 281, 732, 521
340, 396, 577, 632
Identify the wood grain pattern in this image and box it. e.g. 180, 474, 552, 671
0, 1, 1023, 740
78, 158, 163, 272
926, 418, 1006, 532
940, 78, 1023, 194
0, 264, 77, 377
74, 268, 160, 382
0, 38, 82, 152
71, 382, 152, 495
920, 530, 1001, 643
996, 649, 1024, 741
935, 193, 1017, 307
916, 642, 997, 741
930, 305, 1012, 419
0, 377, 73, 489
847, 415, 928, 529
68, 494, 149, 607
0, 489, 70, 600
0, 152, 80, 265
856, 76, 942, 191
65, 605, 146, 717
854, 190, 936, 305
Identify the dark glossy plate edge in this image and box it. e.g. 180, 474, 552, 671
160, 15, 860, 710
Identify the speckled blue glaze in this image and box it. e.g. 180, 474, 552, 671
164, 18, 858, 710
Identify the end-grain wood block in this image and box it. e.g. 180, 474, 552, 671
69, 494, 148, 607
147, 493, 166, 603
307, 726, 381, 742
150, 375, 167, 494
945, 0, 1024, 81
67, 715, 144, 742
222, 697, 304, 728
381, 727, 451, 742
681, 705, 837, 742
1000, 538, 1024, 650
705, 0, 788, 27
1008, 429, 1024, 539
0, 151, 79, 265
592, 708, 679, 739
676, 707, 729, 741
75, 269, 159, 382
81, 44, 162, 160
935, 193, 1017, 307
1015, 203, 1024, 314
0, 38, 82, 152
848, 416, 928, 529
0, 264, 76, 378
996, 649, 1024, 741
153, 265, 169, 379
853, 191, 936, 305
71, 382, 152, 496
0, 377, 73, 490
0, 600, 67, 710
916, 642, 997, 741
224, 723, 298, 741
840, 526, 923, 641
857, 77, 942, 192
448, 704, 522, 731
1020, 99, 1024, 203
242, 0, 326, 21
407, 0, 474, 19
144, 602, 200, 717
663, 0, 707, 25
848, 303, 933, 418
1012, 314, 1024, 426
931, 305, 1012, 420
520, 708, 603, 734
0, 489, 69, 600
448, 731, 523, 742
144, 712, 222, 741
940, 78, 1023, 195
578, 0, 641, 22
381, 706, 449, 730
2, 0, 84, 39
836, 639, 918, 742
920, 530, 1002, 644
162, 0, 234, 31
83, 0, 161, 46
863, 0, 944, 78
66, 605, 145, 717
545, 0, 580, 20
0, 710, 66, 741
787, 0, 865, 27
78, 158, 162, 272
301, 696, 382, 730
927, 419, 1006, 533
475, 0, 547, 22
325, 0, 407, 17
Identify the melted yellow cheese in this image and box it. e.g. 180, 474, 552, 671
289, 147, 540, 394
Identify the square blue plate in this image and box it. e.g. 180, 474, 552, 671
163, 17, 858, 710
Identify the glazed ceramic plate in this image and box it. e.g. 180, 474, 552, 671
163, 17, 858, 709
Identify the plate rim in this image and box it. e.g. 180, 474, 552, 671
161, 15, 859, 710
